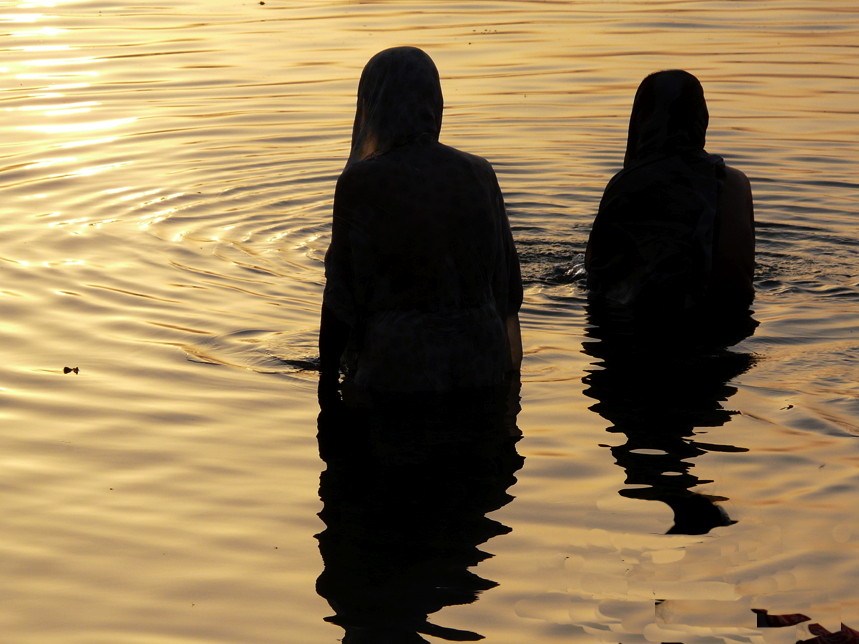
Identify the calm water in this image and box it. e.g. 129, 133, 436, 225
1, 1, 857, 642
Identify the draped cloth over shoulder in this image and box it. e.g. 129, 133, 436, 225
586, 70, 726, 312
322, 47, 522, 393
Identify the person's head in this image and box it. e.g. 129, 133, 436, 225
348, 47, 443, 166
624, 69, 709, 167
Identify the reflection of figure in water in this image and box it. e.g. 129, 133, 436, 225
582, 319, 754, 535
316, 379, 524, 642
319, 46, 522, 395
585, 70, 755, 322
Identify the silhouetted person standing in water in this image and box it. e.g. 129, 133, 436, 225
585, 70, 754, 330
319, 47, 522, 397
315, 47, 525, 643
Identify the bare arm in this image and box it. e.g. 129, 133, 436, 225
712, 165, 755, 306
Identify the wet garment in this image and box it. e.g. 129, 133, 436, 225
586, 70, 738, 313
322, 47, 522, 392
588, 149, 725, 310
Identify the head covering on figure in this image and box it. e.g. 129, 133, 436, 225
348, 46, 443, 166
624, 69, 709, 167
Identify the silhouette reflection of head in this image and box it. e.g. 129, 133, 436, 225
316, 378, 523, 642
582, 306, 757, 535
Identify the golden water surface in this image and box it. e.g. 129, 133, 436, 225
1, 1, 857, 642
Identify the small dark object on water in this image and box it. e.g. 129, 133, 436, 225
753, 608, 810, 627
63, 366, 79, 374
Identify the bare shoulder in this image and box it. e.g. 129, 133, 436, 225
724, 164, 753, 201
721, 164, 754, 218
724, 164, 750, 188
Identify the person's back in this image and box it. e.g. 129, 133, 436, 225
585, 70, 754, 321
336, 141, 512, 317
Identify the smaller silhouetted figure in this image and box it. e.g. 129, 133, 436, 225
583, 71, 759, 533
585, 70, 754, 333
319, 47, 522, 398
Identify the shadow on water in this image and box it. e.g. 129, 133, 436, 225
582, 304, 758, 535
315, 377, 524, 643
